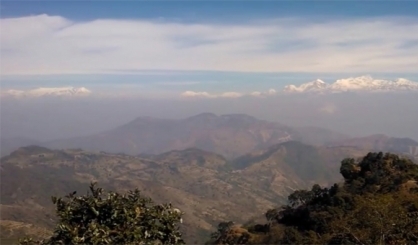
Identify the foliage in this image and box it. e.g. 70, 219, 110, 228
18, 182, 184, 245
208, 152, 418, 244
207, 221, 252, 245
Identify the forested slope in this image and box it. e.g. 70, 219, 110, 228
208, 152, 418, 245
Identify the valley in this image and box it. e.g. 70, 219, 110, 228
1, 113, 417, 244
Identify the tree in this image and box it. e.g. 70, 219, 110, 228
207, 221, 251, 245
207, 152, 418, 245
19, 182, 184, 245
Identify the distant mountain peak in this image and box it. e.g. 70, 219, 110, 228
283, 79, 328, 93
314, 79, 326, 83
283, 76, 418, 93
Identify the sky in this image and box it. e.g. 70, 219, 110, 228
1, 1, 418, 93
1, 1, 418, 142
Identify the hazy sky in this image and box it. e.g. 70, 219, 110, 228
1, 2, 418, 85
0, 1, 417, 142
2, 1, 418, 76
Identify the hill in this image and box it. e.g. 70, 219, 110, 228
0, 137, 41, 157
41, 113, 349, 159
328, 134, 418, 160
228, 141, 367, 195
0, 142, 364, 243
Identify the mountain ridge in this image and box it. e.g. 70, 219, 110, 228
39, 113, 307, 159
3, 113, 416, 159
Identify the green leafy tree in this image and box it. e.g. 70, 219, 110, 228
19, 183, 184, 245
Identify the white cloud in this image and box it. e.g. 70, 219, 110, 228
250, 91, 262, 97
181, 91, 215, 98
220, 92, 243, 98
250, 89, 276, 97
181, 89, 277, 99
1, 86, 91, 98
268, 89, 277, 95
1, 14, 418, 75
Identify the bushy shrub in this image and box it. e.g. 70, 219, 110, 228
19, 182, 184, 245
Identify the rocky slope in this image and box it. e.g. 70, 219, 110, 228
0, 142, 366, 243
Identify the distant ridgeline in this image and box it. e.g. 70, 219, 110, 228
207, 152, 418, 245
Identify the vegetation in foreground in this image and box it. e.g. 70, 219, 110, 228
207, 152, 418, 244
16, 152, 418, 244
18, 183, 184, 245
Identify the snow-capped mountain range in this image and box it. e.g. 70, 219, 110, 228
283, 76, 418, 93
2, 76, 417, 99
3, 87, 92, 98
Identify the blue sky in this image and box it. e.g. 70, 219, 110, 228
2, 1, 418, 21
1, 1, 418, 96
